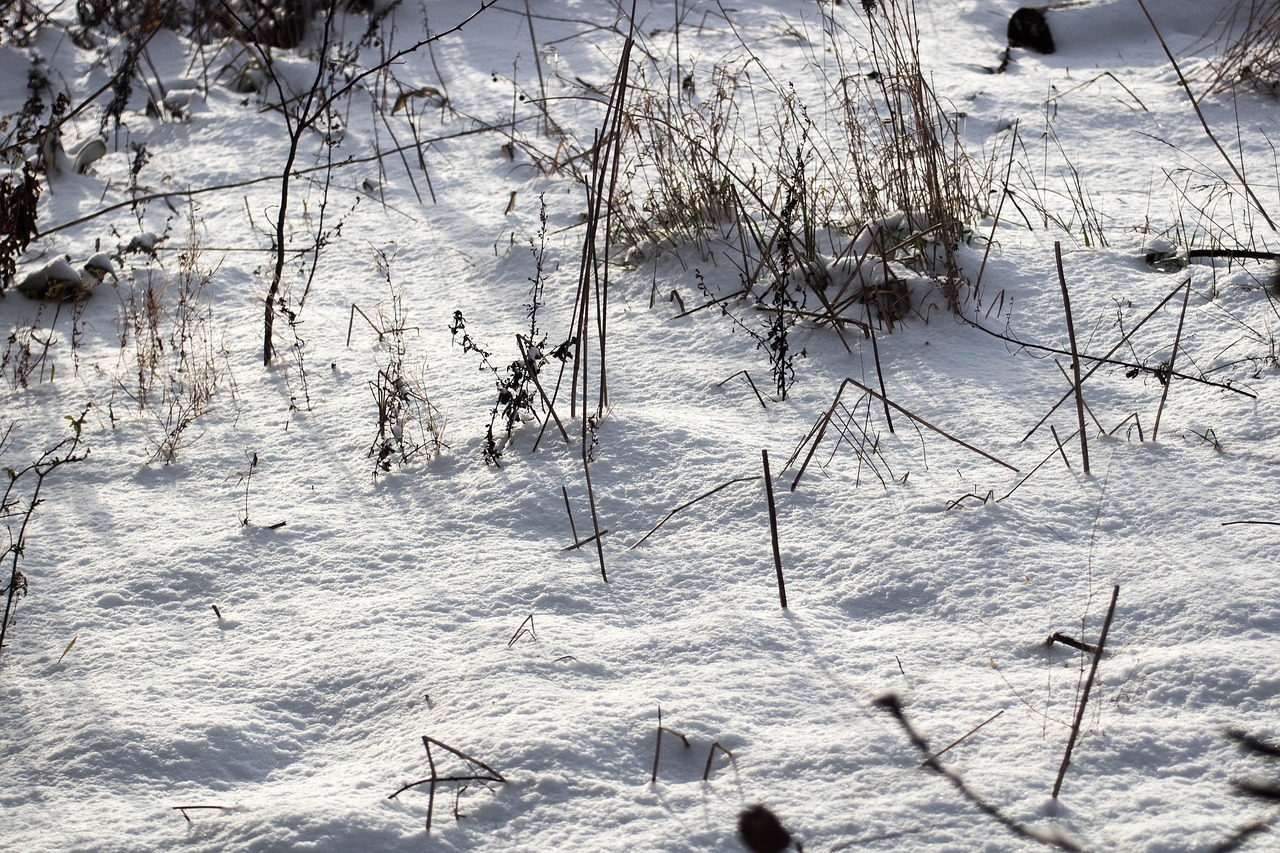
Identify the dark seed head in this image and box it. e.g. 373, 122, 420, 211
738, 805, 792, 853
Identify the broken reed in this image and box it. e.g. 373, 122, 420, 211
553, 0, 640, 584
648, 708, 734, 783
787, 376, 1017, 492
1151, 279, 1192, 441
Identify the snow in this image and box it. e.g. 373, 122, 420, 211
2, 1, 1279, 851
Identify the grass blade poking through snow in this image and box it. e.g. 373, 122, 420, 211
762, 449, 787, 610
876, 693, 1084, 851
1054, 242, 1089, 475
1053, 585, 1120, 799
1151, 279, 1193, 442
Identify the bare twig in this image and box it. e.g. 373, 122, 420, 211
703, 741, 734, 781
172, 805, 229, 822
561, 485, 579, 543
876, 694, 1083, 851
651, 714, 691, 784
790, 377, 1017, 491
718, 370, 768, 409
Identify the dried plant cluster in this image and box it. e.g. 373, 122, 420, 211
364, 249, 444, 476
1203, 0, 1280, 96
616, 0, 982, 323
110, 212, 235, 465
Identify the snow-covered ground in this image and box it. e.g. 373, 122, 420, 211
2, 1, 1278, 850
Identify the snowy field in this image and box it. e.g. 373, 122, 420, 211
2, 0, 1279, 850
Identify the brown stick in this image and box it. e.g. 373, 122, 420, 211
1049, 425, 1072, 471
1054, 360, 1105, 434
876, 694, 1085, 852
866, 299, 894, 432
762, 450, 788, 609
172, 805, 228, 822
972, 317, 1252, 401
1055, 242, 1090, 475
518, 336, 570, 444
560, 529, 608, 552
998, 429, 1078, 502
1046, 632, 1098, 655
424, 738, 438, 832
789, 398, 840, 492
581, 443, 607, 583
1052, 585, 1120, 798
1108, 412, 1145, 442
1151, 278, 1192, 442
718, 370, 768, 409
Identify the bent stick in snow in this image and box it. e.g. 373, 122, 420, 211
628, 475, 761, 550
651, 720, 690, 784
876, 693, 1083, 851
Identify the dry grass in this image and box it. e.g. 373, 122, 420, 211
613, 0, 986, 328
110, 210, 235, 465
1203, 0, 1280, 97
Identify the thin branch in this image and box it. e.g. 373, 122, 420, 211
1151, 278, 1193, 441
920, 709, 1006, 767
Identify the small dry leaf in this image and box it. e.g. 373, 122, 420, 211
58, 635, 78, 664
391, 86, 443, 114
989, 658, 998, 670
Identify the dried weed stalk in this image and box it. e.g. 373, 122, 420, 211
111, 210, 233, 465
